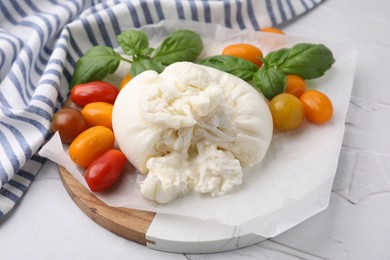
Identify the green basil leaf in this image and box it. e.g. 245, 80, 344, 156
198, 55, 258, 81
70, 46, 121, 88
278, 43, 335, 79
130, 58, 164, 77
141, 47, 155, 57
263, 48, 289, 68
153, 30, 203, 65
253, 67, 286, 100
117, 30, 149, 57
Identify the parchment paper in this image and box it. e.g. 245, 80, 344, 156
39, 20, 357, 238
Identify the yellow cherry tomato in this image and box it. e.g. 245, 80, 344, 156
222, 43, 263, 67
81, 102, 113, 129
68, 126, 115, 168
269, 93, 305, 131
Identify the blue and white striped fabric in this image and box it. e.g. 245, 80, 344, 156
0, 0, 323, 216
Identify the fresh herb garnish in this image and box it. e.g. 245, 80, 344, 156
130, 58, 165, 76
197, 55, 258, 81
199, 43, 335, 100
253, 67, 286, 100
153, 30, 204, 65
265, 43, 335, 80
117, 30, 153, 58
70, 46, 121, 88
70, 29, 204, 88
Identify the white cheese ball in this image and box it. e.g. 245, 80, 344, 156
112, 62, 273, 203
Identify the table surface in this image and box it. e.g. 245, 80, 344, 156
2, 0, 390, 259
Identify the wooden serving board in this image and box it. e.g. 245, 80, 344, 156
58, 165, 156, 245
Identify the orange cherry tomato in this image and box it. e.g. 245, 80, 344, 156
300, 90, 333, 124
261, 27, 285, 35
119, 74, 132, 90
85, 149, 127, 192
50, 108, 89, 144
81, 102, 113, 129
269, 93, 305, 131
68, 126, 115, 168
222, 43, 263, 67
285, 75, 307, 98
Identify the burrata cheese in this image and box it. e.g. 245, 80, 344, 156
112, 62, 273, 203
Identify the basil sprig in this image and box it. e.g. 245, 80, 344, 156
117, 30, 153, 58
199, 43, 335, 100
70, 29, 203, 88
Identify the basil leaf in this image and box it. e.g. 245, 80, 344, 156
263, 48, 289, 68
141, 47, 154, 57
278, 43, 335, 79
153, 30, 203, 65
130, 58, 164, 77
253, 67, 286, 100
198, 55, 258, 81
70, 46, 121, 88
118, 30, 149, 57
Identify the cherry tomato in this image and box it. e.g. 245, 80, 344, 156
68, 126, 115, 168
269, 93, 305, 131
285, 75, 307, 98
84, 149, 127, 192
222, 43, 263, 67
300, 90, 333, 124
260, 27, 285, 35
119, 74, 132, 90
70, 81, 119, 107
81, 102, 113, 129
51, 108, 89, 143
63, 97, 81, 110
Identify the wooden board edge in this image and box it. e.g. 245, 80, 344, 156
57, 165, 156, 245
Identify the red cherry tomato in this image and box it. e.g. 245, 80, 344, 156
70, 81, 119, 107
84, 149, 127, 192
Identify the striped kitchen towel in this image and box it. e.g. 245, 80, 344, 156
0, 0, 323, 217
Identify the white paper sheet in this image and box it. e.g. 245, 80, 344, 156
39, 20, 357, 237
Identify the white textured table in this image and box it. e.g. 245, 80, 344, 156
1, 0, 390, 259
